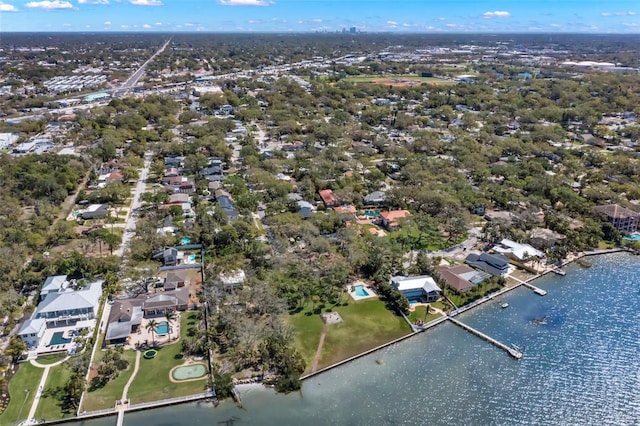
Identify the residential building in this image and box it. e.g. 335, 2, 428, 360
379, 210, 411, 230
363, 190, 387, 205
529, 227, 565, 250
390, 275, 441, 302
319, 189, 340, 208
592, 204, 640, 233
438, 264, 490, 293
153, 247, 183, 266
465, 253, 510, 277
78, 204, 109, 220
494, 239, 544, 262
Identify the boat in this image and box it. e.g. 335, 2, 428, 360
501, 302, 509, 309
531, 316, 547, 325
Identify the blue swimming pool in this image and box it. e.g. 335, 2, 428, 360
623, 233, 640, 241
180, 237, 192, 245
363, 211, 380, 218
49, 331, 71, 346
155, 322, 169, 335
354, 285, 369, 297
187, 254, 196, 263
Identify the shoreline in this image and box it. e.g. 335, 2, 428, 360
41, 248, 634, 424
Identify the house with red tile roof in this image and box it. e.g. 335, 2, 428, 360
379, 210, 411, 230
318, 189, 340, 208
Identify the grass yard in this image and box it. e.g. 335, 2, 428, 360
342, 74, 455, 86
34, 354, 67, 365
0, 363, 43, 426
289, 298, 411, 374
407, 306, 442, 325
387, 226, 465, 252
34, 363, 74, 422
81, 349, 138, 412
126, 313, 208, 404
447, 281, 504, 308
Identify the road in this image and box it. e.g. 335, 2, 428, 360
113, 38, 172, 97
115, 152, 153, 258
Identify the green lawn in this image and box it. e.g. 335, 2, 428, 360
289, 298, 411, 374
33, 363, 74, 422
80, 349, 138, 412
34, 354, 67, 365
0, 363, 43, 426
126, 313, 208, 404
387, 226, 465, 252
407, 306, 442, 325
341, 74, 455, 85
447, 281, 504, 307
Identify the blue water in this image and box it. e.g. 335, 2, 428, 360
623, 233, 640, 241
363, 210, 380, 217
49, 331, 71, 346
155, 322, 169, 335
66, 253, 640, 426
180, 237, 192, 245
353, 285, 369, 297
187, 254, 196, 263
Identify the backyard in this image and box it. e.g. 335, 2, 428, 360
0, 363, 43, 426
126, 313, 208, 404
407, 305, 443, 325
34, 362, 74, 422
289, 298, 411, 374
80, 349, 138, 412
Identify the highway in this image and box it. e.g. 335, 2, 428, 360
112, 37, 172, 97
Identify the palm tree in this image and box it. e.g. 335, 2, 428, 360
164, 310, 177, 341
145, 319, 158, 346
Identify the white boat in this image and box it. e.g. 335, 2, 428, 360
501, 302, 509, 309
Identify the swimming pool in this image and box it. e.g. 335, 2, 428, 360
354, 285, 370, 297
363, 211, 380, 218
180, 237, 192, 245
155, 322, 169, 335
187, 254, 196, 263
49, 331, 71, 346
623, 233, 640, 241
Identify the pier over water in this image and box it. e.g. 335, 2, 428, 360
448, 317, 523, 359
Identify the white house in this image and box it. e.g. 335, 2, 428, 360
390, 275, 441, 302
494, 239, 544, 262
17, 318, 46, 349
18, 277, 103, 350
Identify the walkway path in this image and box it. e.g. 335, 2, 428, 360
25, 365, 50, 424
121, 350, 141, 403
311, 324, 328, 373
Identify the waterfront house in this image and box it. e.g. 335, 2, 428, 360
465, 253, 510, 277
494, 239, 544, 262
438, 264, 490, 293
390, 275, 441, 302
592, 204, 640, 233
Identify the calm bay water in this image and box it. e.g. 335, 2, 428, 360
69, 253, 640, 426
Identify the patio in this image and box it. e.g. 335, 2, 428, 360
124, 313, 181, 350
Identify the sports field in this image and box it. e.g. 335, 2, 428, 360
342, 74, 455, 86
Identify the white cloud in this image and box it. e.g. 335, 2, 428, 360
217, 0, 272, 6
25, 1, 73, 9
601, 11, 636, 17
79, 0, 109, 4
311, 18, 322, 23
483, 10, 510, 18
549, 23, 562, 28
143, 23, 152, 28
130, 0, 162, 5
104, 20, 111, 24
0, 2, 18, 12
154, 21, 162, 25
184, 22, 195, 26
387, 20, 397, 25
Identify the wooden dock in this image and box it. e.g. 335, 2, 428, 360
551, 268, 566, 276
448, 317, 522, 360
521, 282, 547, 296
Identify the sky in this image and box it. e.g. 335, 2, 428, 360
0, 0, 639, 33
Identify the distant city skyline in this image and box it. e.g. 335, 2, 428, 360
0, 0, 639, 33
